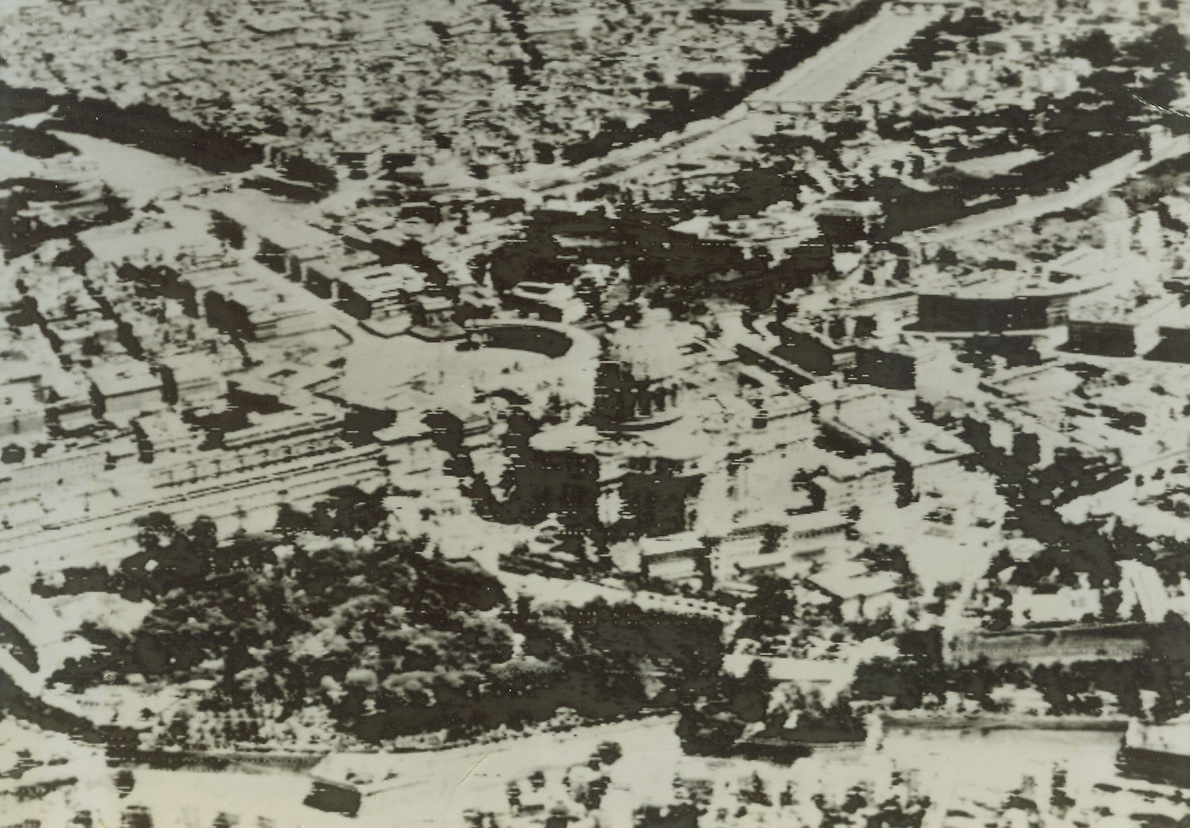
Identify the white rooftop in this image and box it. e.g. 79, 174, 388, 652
808, 562, 898, 601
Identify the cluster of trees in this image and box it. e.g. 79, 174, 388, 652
675, 658, 867, 762
735, 576, 805, 644
675, 660, 776, 758
852, 616, 1190, 721
1066, 24, 1190, 107
665, 774, 930, 828
803, 786, 931, 828
734, 564, 909, 657
52, 488, 730, 745
1102, 520, 1190, 588
1030, 23, 1190, 163
472, 741, 624, 826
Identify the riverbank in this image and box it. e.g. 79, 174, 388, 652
73, 721, 1167, 828
0, 81, 337, 198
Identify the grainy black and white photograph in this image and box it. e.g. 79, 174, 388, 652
3, 0, 1190, 824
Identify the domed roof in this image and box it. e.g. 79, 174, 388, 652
603, 307, 697, 380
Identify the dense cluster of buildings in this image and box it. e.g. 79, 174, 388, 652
4, 0, 1190, 822
0, 0, 864, 185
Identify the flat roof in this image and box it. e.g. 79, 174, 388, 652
89, 361, 161, 397
0, 382, 39, 410
807, 562, 898, 600
640, 532, 705, 557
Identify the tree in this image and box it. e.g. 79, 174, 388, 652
731, 659, 773, 724
737, 575, 798, 641
1066, 29, 1117, 67
308, 486, 389, 538
739, 772, 771, 807
1146, 612, 1190, 721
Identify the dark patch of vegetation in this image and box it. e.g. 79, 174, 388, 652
853, 614, 1190, 721
51, 488, 729, 746
0, 125, 76, 158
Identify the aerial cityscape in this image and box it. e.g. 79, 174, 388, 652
3, 0, 1190, 824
